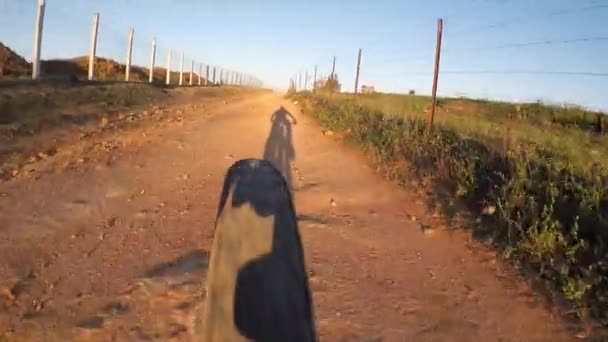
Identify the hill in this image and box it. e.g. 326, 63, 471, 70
0, 42, 210, 84
0, 42, 30, 77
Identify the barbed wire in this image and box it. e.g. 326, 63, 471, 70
367, 35, 608, 65
367, 69, 608, 77
440, 70, 608, 77
445, 3, 608, 37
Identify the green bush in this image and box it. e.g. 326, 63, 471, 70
292, 92, 608, 323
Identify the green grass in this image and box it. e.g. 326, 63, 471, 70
332, 92, 608, 172
292, 90, 608, 326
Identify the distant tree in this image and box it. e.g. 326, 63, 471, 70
409, 89, 415, 95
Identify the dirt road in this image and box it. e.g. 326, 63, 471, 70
0, 91, 574, 340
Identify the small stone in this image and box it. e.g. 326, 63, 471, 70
0, 287, 15, 300
134, 210, 148, 219
410, 215, 417, 222
107, 217, 118, 227
330, 198, 337, 207
421, 223, 434, 235
11, 169, 19, 177
99, 116, 109, 128
322, 129, 334, 136
293, 101, 299, 105
182, 174, 190, 180
482, 205, 496, 215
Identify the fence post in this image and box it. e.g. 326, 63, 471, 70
206, 65, 210, 86
179, 51, 184, 86
213, 67, 216, 84
166, 48, 172, 85
189, 60, 194, 86
305, 69, 308, 90
198, 63, 202, 86
313, 64, 317, 92
125, 28, 134, 82
429, 18, 443, 128
298, 72, 302, 90
149, 38, 156, 83
32, 0, 46, 80
354, 48, 362, 96
331, 56, 336, 80
87, 13, 100, 81
220, 69, 224, 85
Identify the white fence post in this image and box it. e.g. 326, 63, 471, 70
166, 48, 172, 85
190, 60, 194, 86
149, 38, 156, 83
125, 28, 134, 81
32, 0, 46, 80
87, 13, 100, 81
179, 51, 184, 86
206, 65, 210, 86
198, 63, 202, 86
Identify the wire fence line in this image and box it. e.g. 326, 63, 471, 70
291, 5, 607, 112
2, 0, 262, 87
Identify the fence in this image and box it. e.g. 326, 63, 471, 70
290, 3, 607, 118
0, 0, 263, 87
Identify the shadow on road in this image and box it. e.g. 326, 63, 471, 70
145, 249, 209, 278
263, 106, 297, 188
200, 159, 315, 341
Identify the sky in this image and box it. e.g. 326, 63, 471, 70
0, 0, 607, 110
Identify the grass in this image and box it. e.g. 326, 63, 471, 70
291, 90, 608, 326
0, 82, 259, 178
336, 92, 608, 171
0, 81, 170, 135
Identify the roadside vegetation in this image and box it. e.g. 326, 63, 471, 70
290, 85, 608, 325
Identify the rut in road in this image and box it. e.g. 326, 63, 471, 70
0, 92, 573, 340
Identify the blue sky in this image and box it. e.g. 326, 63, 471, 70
1, 0, 607, 110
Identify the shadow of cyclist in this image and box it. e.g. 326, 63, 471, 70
263, 106, 297, 188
